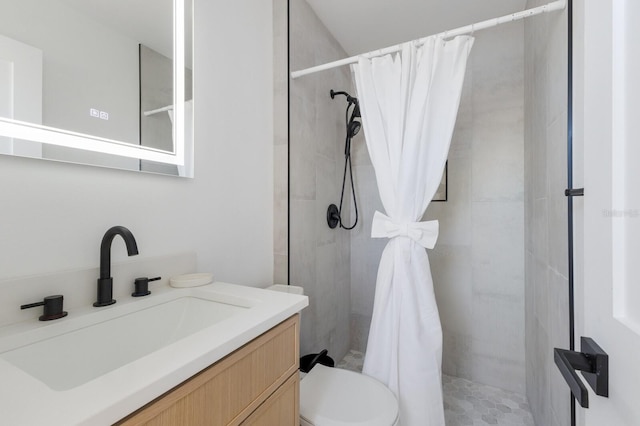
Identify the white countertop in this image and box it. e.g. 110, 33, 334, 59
0, 282, 308, 425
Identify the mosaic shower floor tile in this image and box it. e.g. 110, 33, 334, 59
337, 350, 535, 426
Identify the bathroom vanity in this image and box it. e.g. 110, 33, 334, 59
0, 282, 308, 425
117, 315, 300, 425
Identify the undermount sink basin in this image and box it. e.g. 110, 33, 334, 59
0, 295, 248, 391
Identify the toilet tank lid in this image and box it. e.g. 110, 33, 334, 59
300, 365, 398, 426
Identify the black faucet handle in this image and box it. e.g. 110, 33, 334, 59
132, 276, 161, 297
21, 295, 68, 321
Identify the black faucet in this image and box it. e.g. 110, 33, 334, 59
94, 226, 139, 307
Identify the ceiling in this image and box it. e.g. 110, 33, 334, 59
304, 0, 528, 55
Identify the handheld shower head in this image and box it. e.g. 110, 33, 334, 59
348, 117, 361, 138
331, 89, 362, 138
347, 102, 361, 138
348, 121, 361, 138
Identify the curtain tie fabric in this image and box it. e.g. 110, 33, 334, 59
371, 210, 439, 249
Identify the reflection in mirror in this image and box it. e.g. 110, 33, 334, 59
0, 0, 193, 177
140, 44, 193, 175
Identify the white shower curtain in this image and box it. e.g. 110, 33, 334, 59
352, 36, 473, 425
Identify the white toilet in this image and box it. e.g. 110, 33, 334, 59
300, 364, 399, 426
264, 285, 398, 425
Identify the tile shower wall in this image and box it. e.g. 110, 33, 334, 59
349, 22, 526, 394
349, 129, 385, 352
288, 0, 351, 361
273, 0, 288, 285
524, 1, 570, 426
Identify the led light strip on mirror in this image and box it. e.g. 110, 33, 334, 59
0, 0, 186, 166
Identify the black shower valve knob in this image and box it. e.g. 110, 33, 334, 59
132, 276, 161, 297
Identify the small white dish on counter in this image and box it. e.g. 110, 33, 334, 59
169, 272, 214, 288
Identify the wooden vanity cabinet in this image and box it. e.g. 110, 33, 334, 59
116, 315, 300, 426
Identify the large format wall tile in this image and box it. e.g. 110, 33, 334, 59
288, 0, 352, 363
524, 0, 569, 424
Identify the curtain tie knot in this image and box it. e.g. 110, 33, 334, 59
370, 211, 439, 249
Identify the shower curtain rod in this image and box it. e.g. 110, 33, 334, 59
291, 0, 566, 79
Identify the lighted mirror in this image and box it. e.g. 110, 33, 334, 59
0, 0, 193, 177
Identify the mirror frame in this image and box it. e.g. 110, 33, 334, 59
0, 0, 187, 166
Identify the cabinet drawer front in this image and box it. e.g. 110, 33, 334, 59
241, 373, 299, 426
117, 315, 299, 426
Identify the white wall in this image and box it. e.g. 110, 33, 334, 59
0, 1, 273, 287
